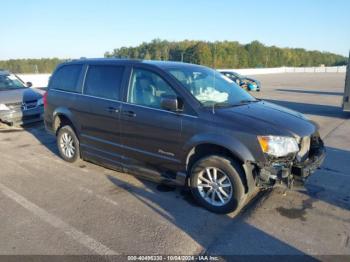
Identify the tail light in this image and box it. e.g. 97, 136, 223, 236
43, 91, 48, 108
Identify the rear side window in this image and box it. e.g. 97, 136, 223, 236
84, 65, 124, 100
50, 65, 82, 92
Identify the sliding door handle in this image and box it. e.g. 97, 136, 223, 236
121, 110, 136, 117
105, 107, 120, 113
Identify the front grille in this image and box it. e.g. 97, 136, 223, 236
24, 100, 37, 109
6, 100, 38, 110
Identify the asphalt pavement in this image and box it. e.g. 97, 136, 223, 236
0, 73, 349, 258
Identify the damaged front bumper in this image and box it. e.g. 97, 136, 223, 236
0, 106, 44, 126
256, 135, 326, 189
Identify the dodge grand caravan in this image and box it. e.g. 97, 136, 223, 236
44, 59, 325, 213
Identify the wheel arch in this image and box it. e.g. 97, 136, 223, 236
52, 108, 78, 137
183, 135, 257, 193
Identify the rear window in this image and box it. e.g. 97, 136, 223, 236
83, 65, 124, 100
50, 65, 82, 92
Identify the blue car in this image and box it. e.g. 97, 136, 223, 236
220, 71, 261, 92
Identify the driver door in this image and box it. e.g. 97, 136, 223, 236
119, 67, 183, 175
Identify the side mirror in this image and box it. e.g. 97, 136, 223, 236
26, 82, 33, 88
160, 95, 182, 112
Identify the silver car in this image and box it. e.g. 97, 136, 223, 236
0, 70, 44, 126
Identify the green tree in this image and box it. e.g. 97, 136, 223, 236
0, 40, 347, 74
105, 39, 347, 68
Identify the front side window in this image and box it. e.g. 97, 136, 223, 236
128, 68, 176, 109
84, 65, 124, 100
167, 66, 256, 107
0, 74, 26, 91
50, 65, 82, 92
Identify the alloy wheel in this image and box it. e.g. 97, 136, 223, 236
196, 167, 233, 206
60, 132, 76, 159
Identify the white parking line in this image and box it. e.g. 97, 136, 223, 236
0, 182, 118, 255
78, 186, 119, 207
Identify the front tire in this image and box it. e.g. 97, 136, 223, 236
57, 125, 80, 163
190, 155, 245, 214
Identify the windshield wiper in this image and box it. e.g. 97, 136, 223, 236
212, 102, 236, 108
204, 99, 260, 109
238, 99, 260, 104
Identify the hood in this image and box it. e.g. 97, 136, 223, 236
217, 100, 316, 138
0, 88, 42, 104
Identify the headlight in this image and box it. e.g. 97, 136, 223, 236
0, 104, 10, 111
36, 98, 44, 106
258, 136, 299, 157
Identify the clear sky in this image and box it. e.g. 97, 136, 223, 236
2, 0, 349, 60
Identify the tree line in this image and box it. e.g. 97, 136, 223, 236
0, 58, 65, 74
105, 39, 347, 69
0, 40, 347, 73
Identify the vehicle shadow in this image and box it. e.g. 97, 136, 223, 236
22, 122, 58, 156
106, 174, 315, 257
300, 146, 350, 211
275, 89, 343, 96
265, 99, 349, 119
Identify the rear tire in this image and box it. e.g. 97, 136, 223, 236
190, 155, 245, 214
57, 125, 80, 163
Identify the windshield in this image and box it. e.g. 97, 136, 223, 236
0, 74, 27, 91
167, 66, 256, 107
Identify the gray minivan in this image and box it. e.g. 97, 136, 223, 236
44, 59, 325, 213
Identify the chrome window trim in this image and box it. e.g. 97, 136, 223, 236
121, 101, 198, 118
50, 88, 198, 119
